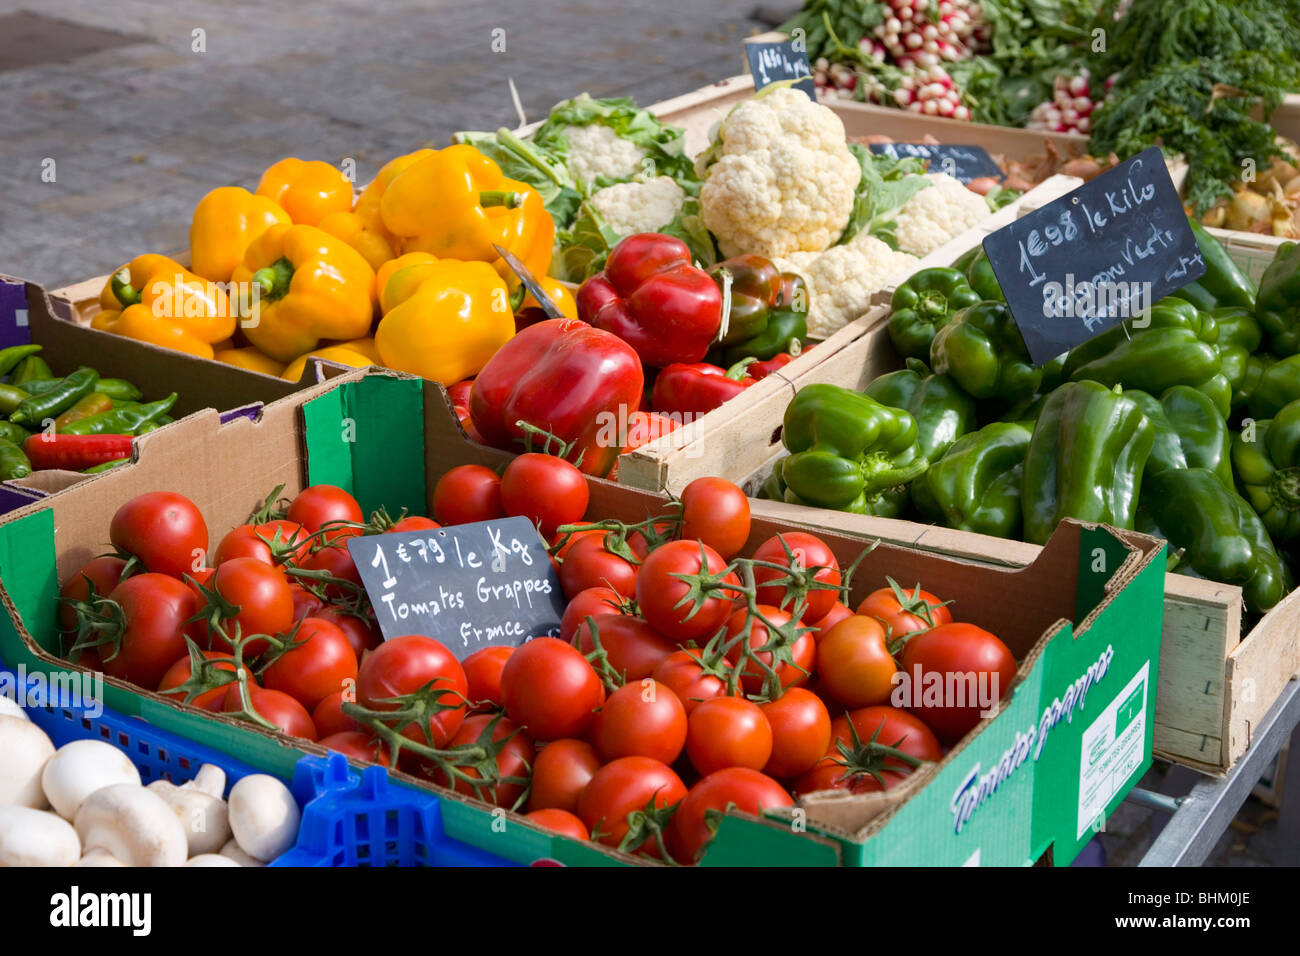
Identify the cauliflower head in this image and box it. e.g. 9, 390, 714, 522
589, 176, 687, 238
699, 88, 861, 260
773, 233, 918, 339
891, 173, 991, 257
563, 124, 649, 186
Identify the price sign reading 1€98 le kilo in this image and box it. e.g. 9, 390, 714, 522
347, 516, 566, 658
981, 147, 1206, 365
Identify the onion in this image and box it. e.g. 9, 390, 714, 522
1227, 190, 1271, 231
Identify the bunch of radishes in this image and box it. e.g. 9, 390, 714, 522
1026, 69, 1112, 135
892, 62, 968, 119
872, 0, 981, 68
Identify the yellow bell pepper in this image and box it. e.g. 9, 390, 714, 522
189, 187, 290, 283
523, 278, 578, 319
92, 255, 236, 359
374, 259, 514, 385
354, 149, 435, 248
256, 158, 353, 227
324, 336, 382, 362
377, 252, 441, 315
215, 346, 286, 377
281, 345, 376, 382
232, 224, 377, 363
318, 211, 395, 271
379, 145, 555, 287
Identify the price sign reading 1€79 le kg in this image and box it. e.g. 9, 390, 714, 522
981, 147, 1207, 366
347, 516, 566, 658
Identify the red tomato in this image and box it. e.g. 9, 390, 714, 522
857, 580, 953, 636
222, 682, 318, 740
723, 606, 815, 694
752, 532, 842, 623
652, 648, 734, 715
899, 623, 1017, 744
433, 465, 504, 526
500, 453, 590, 539
311, 607, 381, 659
431, 714, 534, 808
109, 491, 208, 579
591, 680, 687, 764
287, 484, 363, 540
679, 477, 751, 560
500, 638, 605, 741
262, 616, 358, 711
559, 535, 638, 600
157, 651, 241, 711
577, 757, 687, 855
356, 635, 468, 748
636, 540, 738, 644
298, 538, 363, 602
669, 768, 792, 864
391, 515, 440, 533
312, 690, 361, 738
816, 615, 898, 708
552, 523, 603, 562
559, 586, 625, 642
58, 556, 127, 631
759, 688, 832, 779
462, 645, 514, 709
214, 520, 311, 567
199, 558, 294, 656
288, 585, 326, 623
525, 808, 589, 841
99, 574, 196, 688
319, 730, 390, 765
686, 696, 773, 775
795, 706, 940, 796
577, 614, 677, 683
529, 739, 602, 814
805, 601, 854, 643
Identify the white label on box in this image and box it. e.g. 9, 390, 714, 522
1077, 662, 1149, 839
963, 849, 981, 867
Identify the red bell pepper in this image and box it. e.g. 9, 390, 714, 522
575, 233, 722, 368
470, 318, 644, 477
749, 352, 799, 381
24, 434, 134, 471
651, 358, 759, 418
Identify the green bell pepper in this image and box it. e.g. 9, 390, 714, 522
1236, 353, 1276, 415
1166, 219, 1257, 312
717, 272, 808, 364
1021, 381, 1155, 545
863, 358, 977, 462
930, 301, 1041, 405
911, 422, 1031, 538
1063, 298, 1232, 418
710, 254, 783, 346
1231, 399, 1300, 543
1210, 306, 1263, 405
965, 247, 1003, 302
1124, 386, 1233, 487
781, 383, 928, 516
1248, 354, 1300, 420
1138, 467, 1291, 614
888, 268, 982, 361
1256, 240, 1300, 357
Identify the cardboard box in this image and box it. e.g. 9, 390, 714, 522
0, 368, 1165, 865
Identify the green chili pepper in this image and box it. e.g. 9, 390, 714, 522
93, 378, 144, 402
0, 439, 32, 480
17, 377, 66, 397
54, 393, 114, 431
8, 367, 99, 426
0, 344, 42, 378
82, 458, 130, 474
0, 422, 32, 445
59, 393, 177, 436
0, 384, 30, 416
10, 355, 53, 386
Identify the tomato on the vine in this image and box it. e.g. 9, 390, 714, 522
312, 690, 361, 738
500, 637, 604, 741
500, 453, 589, 539
685, 696, 773, 775
805, 601, 854, 643
109, 491, 208, 579
679, 477, 750, 560
577, 757, 687, 856
794, 706, 941, 796
298, 538, 363, 602
356, 634, 468, 748
752, 532, 842, 623
311, 607, 381, 659
652, 648, 734, 715
560, 586, 625, 642
577, 614, 677, 683
287, 484, 363, 540
462, 645, 514, 710
899, 622, 1016, 744
815, 614, 898, 708
319, 730, 391, 765
214, 520, 312, 568
262, 616, 358, 711
222, 682, 318, 741
723, 605, 814, 694
390, 515, 440, 533
525, 808, 589, 842
591, 680, 687, 764
559, 535, 638, 600
288, 584, 326, 623
432, 465, 503, 526
197, 557, 294, 656
858, 580, 952, 636
156, 650, 241, 711
430, 714, 534, 809
635, 540, 738, 644
59, 556, 127, 631
529, 739, 602, 814
668, 768, 792, 864
99, 574, 197, 688
759, 687, 832, 779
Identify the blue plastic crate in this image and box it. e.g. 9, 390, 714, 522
0, 662, 514, 867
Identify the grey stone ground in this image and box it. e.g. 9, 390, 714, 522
0, 0, 1287, 867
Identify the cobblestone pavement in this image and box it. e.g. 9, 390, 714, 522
0, 0, 766, 286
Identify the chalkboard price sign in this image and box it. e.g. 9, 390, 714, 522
981, 147, 1206, 365
745, 39, 817, 98
348, 516, 566, 657
868, 143, 1002, 184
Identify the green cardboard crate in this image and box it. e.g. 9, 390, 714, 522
0, 369, 1165, 865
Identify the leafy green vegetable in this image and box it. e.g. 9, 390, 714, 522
838, 143, 931, 248
985, 186, 1024, 210
453, 127, 583, 226
657, 198, 718, 270
549, 203, 620, 283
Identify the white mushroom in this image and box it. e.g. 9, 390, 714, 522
74, 783, 188, 867
218, 838, 265, 867
77, 849, 127, 867
227, 775, 300, 862
0, 715, 55, 809
42, 739, 142, 820
0, 805, 80, 866
0, 695, 28, 721
185, 853, 242, 867
147, 765, 230, 856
